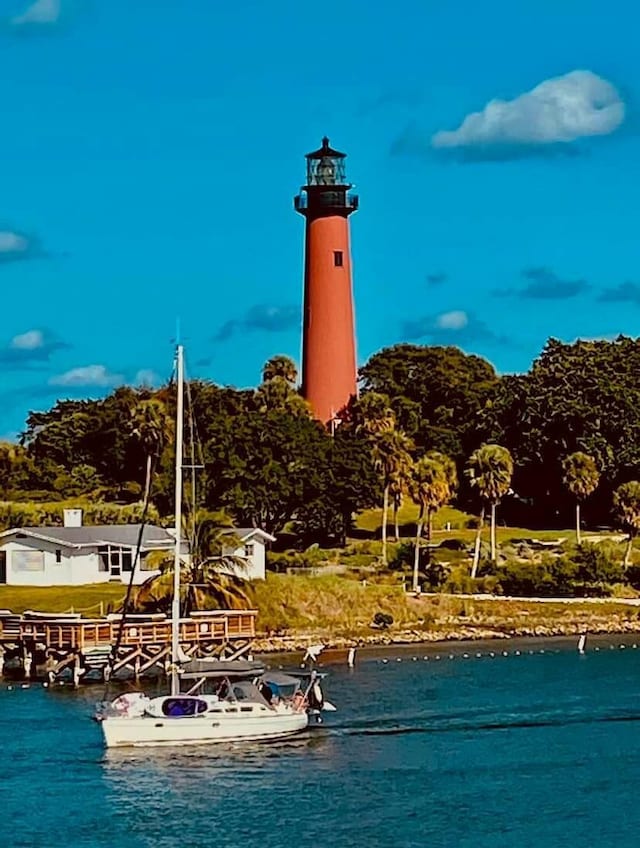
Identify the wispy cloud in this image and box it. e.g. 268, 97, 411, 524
49, 364, 123, 388
133, 368, 161, 387
358, 88, 424, 117
10, 0, 61, 26
494, 267, 590, 300
213, 304, 298, 343
597, 281, 640, 305
0, 229, 47, 264
401, 309, 507, 347
431, 70, 624, 161
0, 328, 68, 368
390, 122, 430, 158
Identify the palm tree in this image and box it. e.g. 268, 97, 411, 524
466, 443, 514, 576
371, 428, 414, 565
353, 392, 396, 437
409, 454, 453, 593
262, 355, 298, 385
613, 481, 640, 566
254, 377, 311, 417
134, 510, 250, 613
562, 452, 600, 543
130, 399, 167, 505
389, 473, 405, 541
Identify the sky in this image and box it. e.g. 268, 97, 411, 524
0, 0, 638, 436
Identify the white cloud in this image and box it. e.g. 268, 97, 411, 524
49, 365, 123, 388
10, 329, 44, 350
436, 310, 468, 330
11, 0, 61, 25
432, 70, 624, 151
0, 231, 29, 254
134, 369, 161, 386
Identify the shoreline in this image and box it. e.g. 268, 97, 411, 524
252, 618, 640, 654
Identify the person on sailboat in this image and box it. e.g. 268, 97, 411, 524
258, 680, 274, 704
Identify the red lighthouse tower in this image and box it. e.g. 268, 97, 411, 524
295, 137, 358, 425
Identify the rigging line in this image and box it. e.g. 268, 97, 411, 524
102, 464, 155, 699
184, 366, 198, 554
102, 355, 177, 698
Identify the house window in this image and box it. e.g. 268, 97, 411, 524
55, 549, 62, 564
333, 250, 343, 267
244, 543, 255, 558
98, 545, 135, 574
12, 550, 44, 572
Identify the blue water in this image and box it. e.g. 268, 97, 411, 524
3, 641, 640, 847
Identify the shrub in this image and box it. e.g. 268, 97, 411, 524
438, 538, 467, 551
372, 611, 393, 629
388, 542, 414, 570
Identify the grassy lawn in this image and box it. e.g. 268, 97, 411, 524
356, 503, 472, 533
355, 503, 617, 546
0, 584, 126, 615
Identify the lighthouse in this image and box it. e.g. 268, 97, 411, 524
295, 137, 358, 426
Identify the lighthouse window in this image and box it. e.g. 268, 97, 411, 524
334, 250, 343, 267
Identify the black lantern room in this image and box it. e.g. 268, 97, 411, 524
295, 137, 359, 217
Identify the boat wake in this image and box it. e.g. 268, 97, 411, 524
332, 708, 640, 738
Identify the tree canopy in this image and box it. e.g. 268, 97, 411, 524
5, 336, 640, 541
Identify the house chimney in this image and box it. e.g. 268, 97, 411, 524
63, 509, 83, 528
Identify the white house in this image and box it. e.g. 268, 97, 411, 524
221, 528, 276, 581
0, 510, 175, 587
0, 510, 275, 587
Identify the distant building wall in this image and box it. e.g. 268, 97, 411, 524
221, 539, 266, 581
0, 536, 161, 587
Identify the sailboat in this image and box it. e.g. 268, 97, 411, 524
96, 344, 330, 748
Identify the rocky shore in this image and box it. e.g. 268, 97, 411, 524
253, 607, 640, 653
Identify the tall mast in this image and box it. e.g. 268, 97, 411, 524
170, 343, 185, 696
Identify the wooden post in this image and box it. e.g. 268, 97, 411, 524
73, 654, 81, 688
23, 650, 33, 680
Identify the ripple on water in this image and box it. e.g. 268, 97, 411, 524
2, 643, 640, 847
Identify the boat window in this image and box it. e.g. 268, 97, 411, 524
224, 707, 238, 713
240, 706, 253, 712
161, 698, 208, 717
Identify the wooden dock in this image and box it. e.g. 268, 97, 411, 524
0, 609, 257, 684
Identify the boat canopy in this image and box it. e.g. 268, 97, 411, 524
263, 671, 306, 687
180, 659, 266, 680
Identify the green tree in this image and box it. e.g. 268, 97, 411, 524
482, 337, 640, 525
262, 355, 298, 385
130, 398, 168, 505
360, 344, 498, 458
351, 392, 396, 437
409, 453, 454, 592
562, 452, 600, 543
135, 510, 250, 613
466, 443, 514, 575
389, 472, 406, 541
371, 429, 414, 565
254, 377, 311, 417
612, 481, 640, 566
293, 430, 379, 546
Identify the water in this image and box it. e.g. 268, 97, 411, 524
3, 641, 640, 847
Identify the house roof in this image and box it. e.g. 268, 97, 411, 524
224, 528, 276, 543
0, 524, 177, 550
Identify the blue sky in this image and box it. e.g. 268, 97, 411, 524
0, 0, 638, 436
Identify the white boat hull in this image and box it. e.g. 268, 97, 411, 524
100, 710, 309, 748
